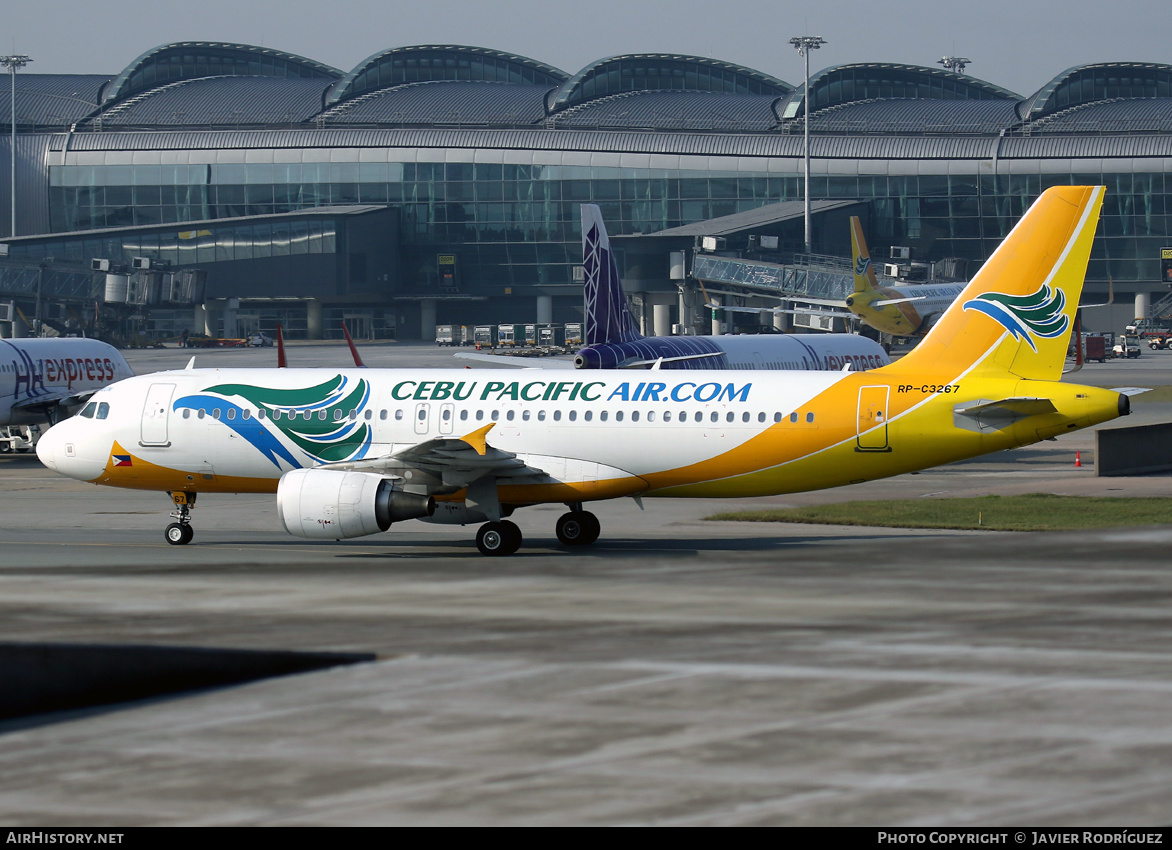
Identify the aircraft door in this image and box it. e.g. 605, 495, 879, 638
141, 382, 175, 446
413, 402, 430, 435
438, 403, 455, 435
856, 385, 891, 452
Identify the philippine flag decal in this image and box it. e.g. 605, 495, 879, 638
112, 454, 133, 467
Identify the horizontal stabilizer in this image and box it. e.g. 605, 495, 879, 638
1111, 387, 1151, 397
953, 397, 1058, 432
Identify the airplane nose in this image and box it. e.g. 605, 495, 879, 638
35, 425, 60, 471
36, 420, 106, 481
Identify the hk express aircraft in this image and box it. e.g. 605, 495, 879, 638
38, 186, 1129, 556
1, 337, 133, 429
458, 203, 891, 373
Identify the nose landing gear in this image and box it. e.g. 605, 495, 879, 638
165, 491, 196, 545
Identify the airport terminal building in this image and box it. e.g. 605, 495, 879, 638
1, 42, 1171, 339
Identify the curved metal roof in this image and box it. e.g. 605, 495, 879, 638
1024, 97, 1172, 134
778, 63, 1020, 120
326, 45, 567, 107
807, 98, 1021, 135
549, 54, 792, 113
550, 90, 782, 132
319, 81, 551, 127
1020, 62, 1172, 120
90, 76, 330, 129
4, 74, 109, 128
102, 42, 341, 106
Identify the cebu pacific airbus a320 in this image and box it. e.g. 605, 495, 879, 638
37, 186, 1130, 555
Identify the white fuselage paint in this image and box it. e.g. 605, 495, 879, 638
38, 366, 848, 492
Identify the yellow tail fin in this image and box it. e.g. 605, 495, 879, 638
850, 217, 880, 295
894, 185, 1104, 382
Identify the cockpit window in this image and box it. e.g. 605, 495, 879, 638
79, 402, 97, 419
96, 402, 110, 420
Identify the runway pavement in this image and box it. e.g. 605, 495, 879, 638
1, 342, 1171, 825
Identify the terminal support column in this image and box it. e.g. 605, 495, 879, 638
420, 299, 436, 343
307, 299, 323, 340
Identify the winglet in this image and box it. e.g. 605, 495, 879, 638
342, 322, 366, 368
276, 323, 287, 368
460, 423, 495, 456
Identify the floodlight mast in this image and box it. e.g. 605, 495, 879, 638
937, 56, 971, 74
789, 36, 825, 254
1, 54, 32, 238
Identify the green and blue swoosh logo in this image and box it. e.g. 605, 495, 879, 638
174, 375, 372, 468
962, 285, 1069, 352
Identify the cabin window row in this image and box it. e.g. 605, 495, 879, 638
177, 407, 818, 424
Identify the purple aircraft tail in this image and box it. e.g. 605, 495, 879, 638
582, 204, 642, 345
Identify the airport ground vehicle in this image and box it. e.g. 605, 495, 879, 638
0, 424, 37, 452
1113, 336, 1141, 358
436, 325, 473, 347
1084, 334, 1108, 363
183, 334, 247, 348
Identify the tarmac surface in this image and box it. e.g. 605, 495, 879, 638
1, 341, 1172, 825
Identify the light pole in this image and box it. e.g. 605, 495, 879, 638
1, 54, 32, 238
789, 36, 825, 254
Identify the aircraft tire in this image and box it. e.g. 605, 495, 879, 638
557, 511, 600, 546
477, 521, 521, 556
165, 523, 193, 545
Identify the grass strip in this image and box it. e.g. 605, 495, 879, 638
707, 494, 1172, 532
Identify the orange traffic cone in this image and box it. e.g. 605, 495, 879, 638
1075, 450, 1082, 468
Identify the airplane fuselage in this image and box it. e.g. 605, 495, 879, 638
572, 332, 889, 371
846, 282, 967, 337
38, 365, 1124, 507
0, 338, 134, 426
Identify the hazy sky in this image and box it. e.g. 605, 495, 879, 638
5, 0, 1169, 97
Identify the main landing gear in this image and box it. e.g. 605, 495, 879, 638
164, 491, 196, 545
473, 504, 601, 556
555, 507, 600, 546
476, 520, 522, 556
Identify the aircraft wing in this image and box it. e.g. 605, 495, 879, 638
453, 351, 577, 369
322, 424, 551, 493
620, 351, 724, 369
12, 388, 96, 412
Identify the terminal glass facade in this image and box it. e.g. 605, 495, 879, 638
44, 159, 1169, 287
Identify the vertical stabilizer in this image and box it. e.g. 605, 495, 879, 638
895, 185, 1104, 382
582, 204, 642, 345
850, 217, 880, 295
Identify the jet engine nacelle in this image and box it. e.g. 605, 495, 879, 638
277, 468, 435, 540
